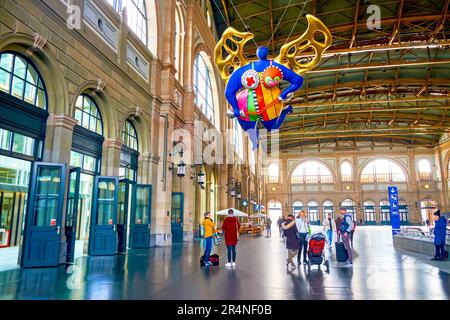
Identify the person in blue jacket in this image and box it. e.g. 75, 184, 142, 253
431, 210, 448, 261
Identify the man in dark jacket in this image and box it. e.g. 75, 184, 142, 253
431, 210, 448, 261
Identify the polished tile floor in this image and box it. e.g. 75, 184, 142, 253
0, 226, 448, 300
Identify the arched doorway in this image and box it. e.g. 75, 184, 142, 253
420, 199, 438, 223
380, 200, 391, 225
341, 199, 357, 222
307, 201, 320, 225
292, 200, 304, 217
323, 200, 334, 219
363, 200, 376, 224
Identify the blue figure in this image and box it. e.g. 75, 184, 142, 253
214, 15, 332, 148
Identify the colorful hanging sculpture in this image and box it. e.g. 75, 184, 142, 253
214, 14, 332, 148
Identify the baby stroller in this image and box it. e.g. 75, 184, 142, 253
307, 232, 329, 271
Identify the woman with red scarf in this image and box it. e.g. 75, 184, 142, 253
221, 209, 241, 267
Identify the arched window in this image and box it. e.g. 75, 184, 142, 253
380, 200, 390, 223
341, 199, 357, 222
361, 159, 406, 183
268, 200, 282, 220
107, 0, 147, 45
323, 200, 334, 218
248, 144, 256, 174
292, 200, 304, 216
121, 120, 138, 151
174, 5, 184, 83
341, 161, 352, 181
233, 118, 243, 159
291, 161, 333, 184
399, 200, 408, 223
74, 95, 103, 135
363, 200, 376, 223
268, 163, 279, 183
418, 159, 432, 180
194, 54, 215, 125
0, 52, 47, 109
307, 201, 319, 224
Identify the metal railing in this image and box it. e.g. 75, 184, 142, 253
397, 226, 450, 244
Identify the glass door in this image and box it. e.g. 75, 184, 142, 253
171, 192, 184, 243
130, 184, 151, 248
65, 167, 80, 263
88, 176, 118, 256
117, 179, 134, 253
21, 162, 66, 268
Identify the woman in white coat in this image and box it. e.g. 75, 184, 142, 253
322, 213, 337, 248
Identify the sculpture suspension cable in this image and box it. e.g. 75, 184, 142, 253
266, 0, 294, 49
284, 0, 310, 46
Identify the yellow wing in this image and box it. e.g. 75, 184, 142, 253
275, 14, 332, 75
214, 27, 254, 84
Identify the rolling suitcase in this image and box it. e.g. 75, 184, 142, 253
335, 242, 348, 262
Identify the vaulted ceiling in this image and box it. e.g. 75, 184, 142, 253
212, 0, 450, 152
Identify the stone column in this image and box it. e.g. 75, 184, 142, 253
152, 109, 175, 246
43, 114, 78, 264
102, 138, 122, 177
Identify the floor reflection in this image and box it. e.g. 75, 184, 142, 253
0, 227, 448, 300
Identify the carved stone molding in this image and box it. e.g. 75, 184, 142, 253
30, 33, 47, 52
95, 79, 106, 93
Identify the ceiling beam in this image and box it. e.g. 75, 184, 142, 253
247, 14, 445, 48
286, 104, 450, 117
389, 0, 404, 45
306, 58, 450, 74
291, 96, 450, 108
278, 125, 449, 137
349, 0, 361, 48
220, 0, 230, 25
268, 0, 275, 55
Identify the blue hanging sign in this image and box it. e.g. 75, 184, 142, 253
388, 186, 401, 235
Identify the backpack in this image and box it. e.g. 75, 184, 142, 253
340, 214, 351, 233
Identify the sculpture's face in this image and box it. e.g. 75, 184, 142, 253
262, 66, 283, 88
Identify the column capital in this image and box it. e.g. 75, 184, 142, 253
47, 114, 78, 130
103, 138, 123, 150
142, 153, 161, 164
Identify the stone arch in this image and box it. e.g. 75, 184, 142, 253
118, 110, 152, 155
70, 80, 118, 139
0, 33, 69, 115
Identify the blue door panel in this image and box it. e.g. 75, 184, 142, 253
171, 193, 184, 243
88, 177, 118, 256
21, 163, 66, 268
130, 185, 151, 249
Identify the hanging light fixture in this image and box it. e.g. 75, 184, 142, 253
198, 170, 205, 188
177, 161, 186, 178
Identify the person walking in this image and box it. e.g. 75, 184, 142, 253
281, 214, 300, 270
202, 211, 220, 266
295, 210, 310, 265
266, 217, 272, 238
322, 212, 336, 249
335, 210, 344, 242
431, 210, 448, 261
339, 208, 355, 266
221, 209, 241, 267
277, 216, 285, 239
